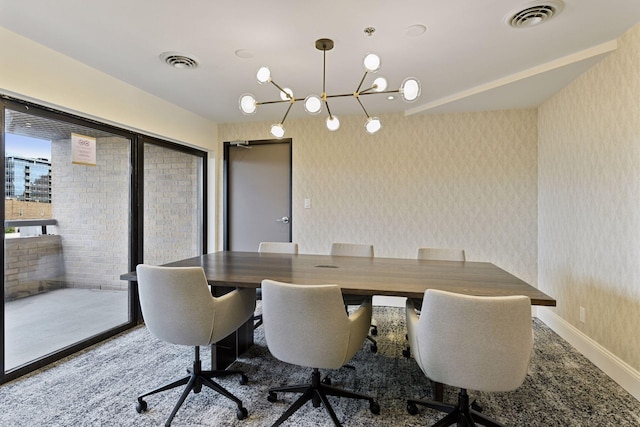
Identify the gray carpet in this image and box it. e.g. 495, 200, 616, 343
1, 306, 639, 426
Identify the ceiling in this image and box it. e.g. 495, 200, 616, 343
1, 0, 639, 125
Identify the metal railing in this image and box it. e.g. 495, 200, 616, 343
5, 219, 57, 235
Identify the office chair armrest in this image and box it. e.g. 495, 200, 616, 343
405, 298, 421, 362
210, 287, 257, 343
345, 297, 373, 360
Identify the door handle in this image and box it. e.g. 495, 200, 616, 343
277, 216, 290, 224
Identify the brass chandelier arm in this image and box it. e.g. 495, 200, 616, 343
356, 97, 371, 118
359, 89, 400, 96
325, 93, 360, 99
270, 80, 294, 100
355, 71, 369, 93
324, 99, 334, 119
279, 102, 294, 125
257, 98, 303, 106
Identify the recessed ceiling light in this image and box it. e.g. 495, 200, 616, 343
235, 49, 254, 59
405, 24, 427, 37
159, 51, 199, 69
505, 1, 564, 28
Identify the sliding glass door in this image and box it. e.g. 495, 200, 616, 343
2, 104, 133, 375
1, 98, 208, 382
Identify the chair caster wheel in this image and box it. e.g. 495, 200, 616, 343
239, 374, 249, 385
370, 400, 380, 415
236, 406, 248, 420
407, 402, 419, 415
267, 392, 278, 402
136, 399, 147, 414
402, 347, 411, 358
370, 343, 378, 353
321, 377, 332, 385
371, 326, 378, 336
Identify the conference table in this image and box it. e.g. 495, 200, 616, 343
121, 250, 555, 373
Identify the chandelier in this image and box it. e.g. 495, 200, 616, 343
238, 38, 421, 138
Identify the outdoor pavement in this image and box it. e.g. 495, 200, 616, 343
4, 288, 129, 370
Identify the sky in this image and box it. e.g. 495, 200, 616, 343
5, 133, 51, 160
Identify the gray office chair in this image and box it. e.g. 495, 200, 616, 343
416, 247, 466, 262
255, 242, 299, 328
403, 247, 466, 358
405, 289, 533, 426
259, 241, 299, 254
135, 265, 256, 426
330, 242, 378, 353
261, 279, 380, 426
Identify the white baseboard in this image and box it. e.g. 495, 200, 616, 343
537, 307, 640, 402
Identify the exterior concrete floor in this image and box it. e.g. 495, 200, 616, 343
4, 288, 129, 370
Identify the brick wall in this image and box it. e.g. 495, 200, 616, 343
143, 143, 201, 265
4, 235, 64, 300
51, 136, 130, 291
5, 200, 52, 221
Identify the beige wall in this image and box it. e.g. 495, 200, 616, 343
0, 27, 217, 151
538, 24, 640, 371
219, 109, 539, 287
0, 26, 219, 247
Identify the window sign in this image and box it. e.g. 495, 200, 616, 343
71, 133, 96, 166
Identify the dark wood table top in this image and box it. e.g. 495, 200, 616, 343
121, 251, 555, 307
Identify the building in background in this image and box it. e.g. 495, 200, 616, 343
5, 155, 52, 221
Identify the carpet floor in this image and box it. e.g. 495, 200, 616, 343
0, 306, 639, 426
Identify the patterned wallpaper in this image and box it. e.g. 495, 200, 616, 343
538, 24, 640, 371
218, 108, 538, 287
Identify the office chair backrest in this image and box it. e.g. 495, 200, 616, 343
136, 264, 254, 347
330, 242, 374, 258
416, 289, 532, 392
261, 279, 356, 369
417, 247, 465, 261
258, 242, 299, 254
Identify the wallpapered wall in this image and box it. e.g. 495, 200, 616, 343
538, 24, 640, 371
218, 108, 538, 287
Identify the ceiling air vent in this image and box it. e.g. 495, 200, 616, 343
160, 52, 199, 69
506, 1, 564, 28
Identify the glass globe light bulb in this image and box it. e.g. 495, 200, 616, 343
270, 123, 285, 138
280, 88, 294, 101
239, 94, 257, 115
400, 77, 421, 102
304, 95, 322, 114
256, 66, 271, 84
365, 117, 382, 134
373, 77, 388, 92
363, 53, 381, 72
326, 115, 340, 131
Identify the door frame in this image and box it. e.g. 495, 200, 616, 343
223, 138, 292, 250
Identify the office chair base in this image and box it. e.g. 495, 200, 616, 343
407, 388, 503, 427
267, 368, 379, 427
136, 346, 248, 427
254, 313, 263, 329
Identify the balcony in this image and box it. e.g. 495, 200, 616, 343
4, 219, 130, 370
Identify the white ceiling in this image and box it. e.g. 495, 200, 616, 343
1, 0, 639, 124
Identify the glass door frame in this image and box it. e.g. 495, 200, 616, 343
1, 96, 208, 384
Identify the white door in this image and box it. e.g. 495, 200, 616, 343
225, 140, 292, 251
